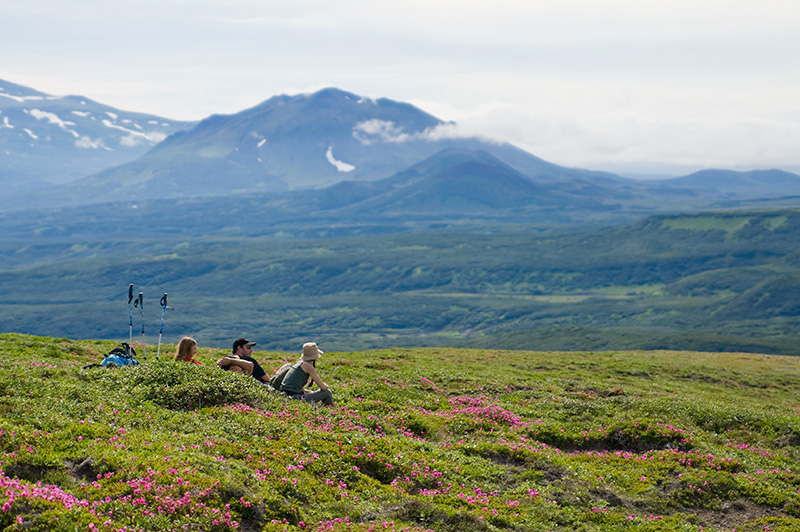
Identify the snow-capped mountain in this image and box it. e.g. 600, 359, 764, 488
0, 78, 195, 192
3, 81, 799, 214
22, 87, 619, 206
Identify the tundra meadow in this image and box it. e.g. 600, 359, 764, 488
0, 333, 799, 531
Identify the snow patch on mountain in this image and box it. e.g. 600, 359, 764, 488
28, 109, 79, 138
326, 146, 355, 172
0, 93, 61, 103
101, 119, 167, 146
76, 136, 105, 149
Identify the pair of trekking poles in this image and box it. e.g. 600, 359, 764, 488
127, 283, 173, 361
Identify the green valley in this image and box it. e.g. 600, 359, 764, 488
0, 208, 798, 355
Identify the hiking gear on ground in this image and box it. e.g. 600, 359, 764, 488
134, 291, 146, 361
156, 293, 172, 360
101, 342, 139, 367
83, 342, 139, 369
128, 283, 135, 346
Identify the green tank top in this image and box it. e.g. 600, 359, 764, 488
280, 361, 309, 393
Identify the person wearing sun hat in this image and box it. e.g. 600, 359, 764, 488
280, 342, 334, 406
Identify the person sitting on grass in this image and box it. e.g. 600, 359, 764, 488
230, 338, 270, 383
279, 342, 334, 406
174, 337, 202, 365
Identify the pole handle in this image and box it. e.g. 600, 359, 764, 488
128, 284, 134, 304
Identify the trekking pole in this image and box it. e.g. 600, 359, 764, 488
127, 283, 135, 347
134, 291, 146, 361
156, 293, 173, 360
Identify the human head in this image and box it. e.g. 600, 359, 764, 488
232, 338, 256, 355
174, 337, 197, 361
301, 342, 323, 362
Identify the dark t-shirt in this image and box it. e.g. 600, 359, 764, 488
239, 355, 267, 381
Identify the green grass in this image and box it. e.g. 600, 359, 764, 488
660, 216, 753, 238
1, 333, 799, 531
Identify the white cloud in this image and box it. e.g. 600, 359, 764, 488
352, 119, 410, 144
326, 146, 355, 172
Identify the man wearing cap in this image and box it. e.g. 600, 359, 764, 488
279, 342, 334, 406
230, 338, 270, 383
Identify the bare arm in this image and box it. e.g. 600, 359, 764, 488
217, 356, 254, 376
301, 361, 329, 391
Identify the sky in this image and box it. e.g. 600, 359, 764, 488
2, 0, 800, 177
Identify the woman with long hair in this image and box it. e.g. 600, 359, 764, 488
174, 336, 201, 365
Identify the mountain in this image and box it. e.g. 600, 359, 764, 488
20, 88, 631, 209
656, 169, 800, 200
0, 78, 195, 193
317, 149, 605, 218
3, 81, 800, 216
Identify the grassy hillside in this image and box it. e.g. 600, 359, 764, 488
1, 334, 799, 531
1, 209, 799, 354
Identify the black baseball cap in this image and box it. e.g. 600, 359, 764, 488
232, 338, 256, 353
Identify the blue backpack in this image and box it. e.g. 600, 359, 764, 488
100, 343, 139, 367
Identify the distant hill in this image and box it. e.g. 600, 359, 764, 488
657, 168, 800, 199
308, 149, 608, 218
0, 78, 195, 193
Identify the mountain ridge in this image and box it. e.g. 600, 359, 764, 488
0, 78, 196, 193
2, 80, 800, 216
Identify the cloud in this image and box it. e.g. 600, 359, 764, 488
352, 119, 411, 144
352, 119, 478, 146
401, 99, 800, 175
